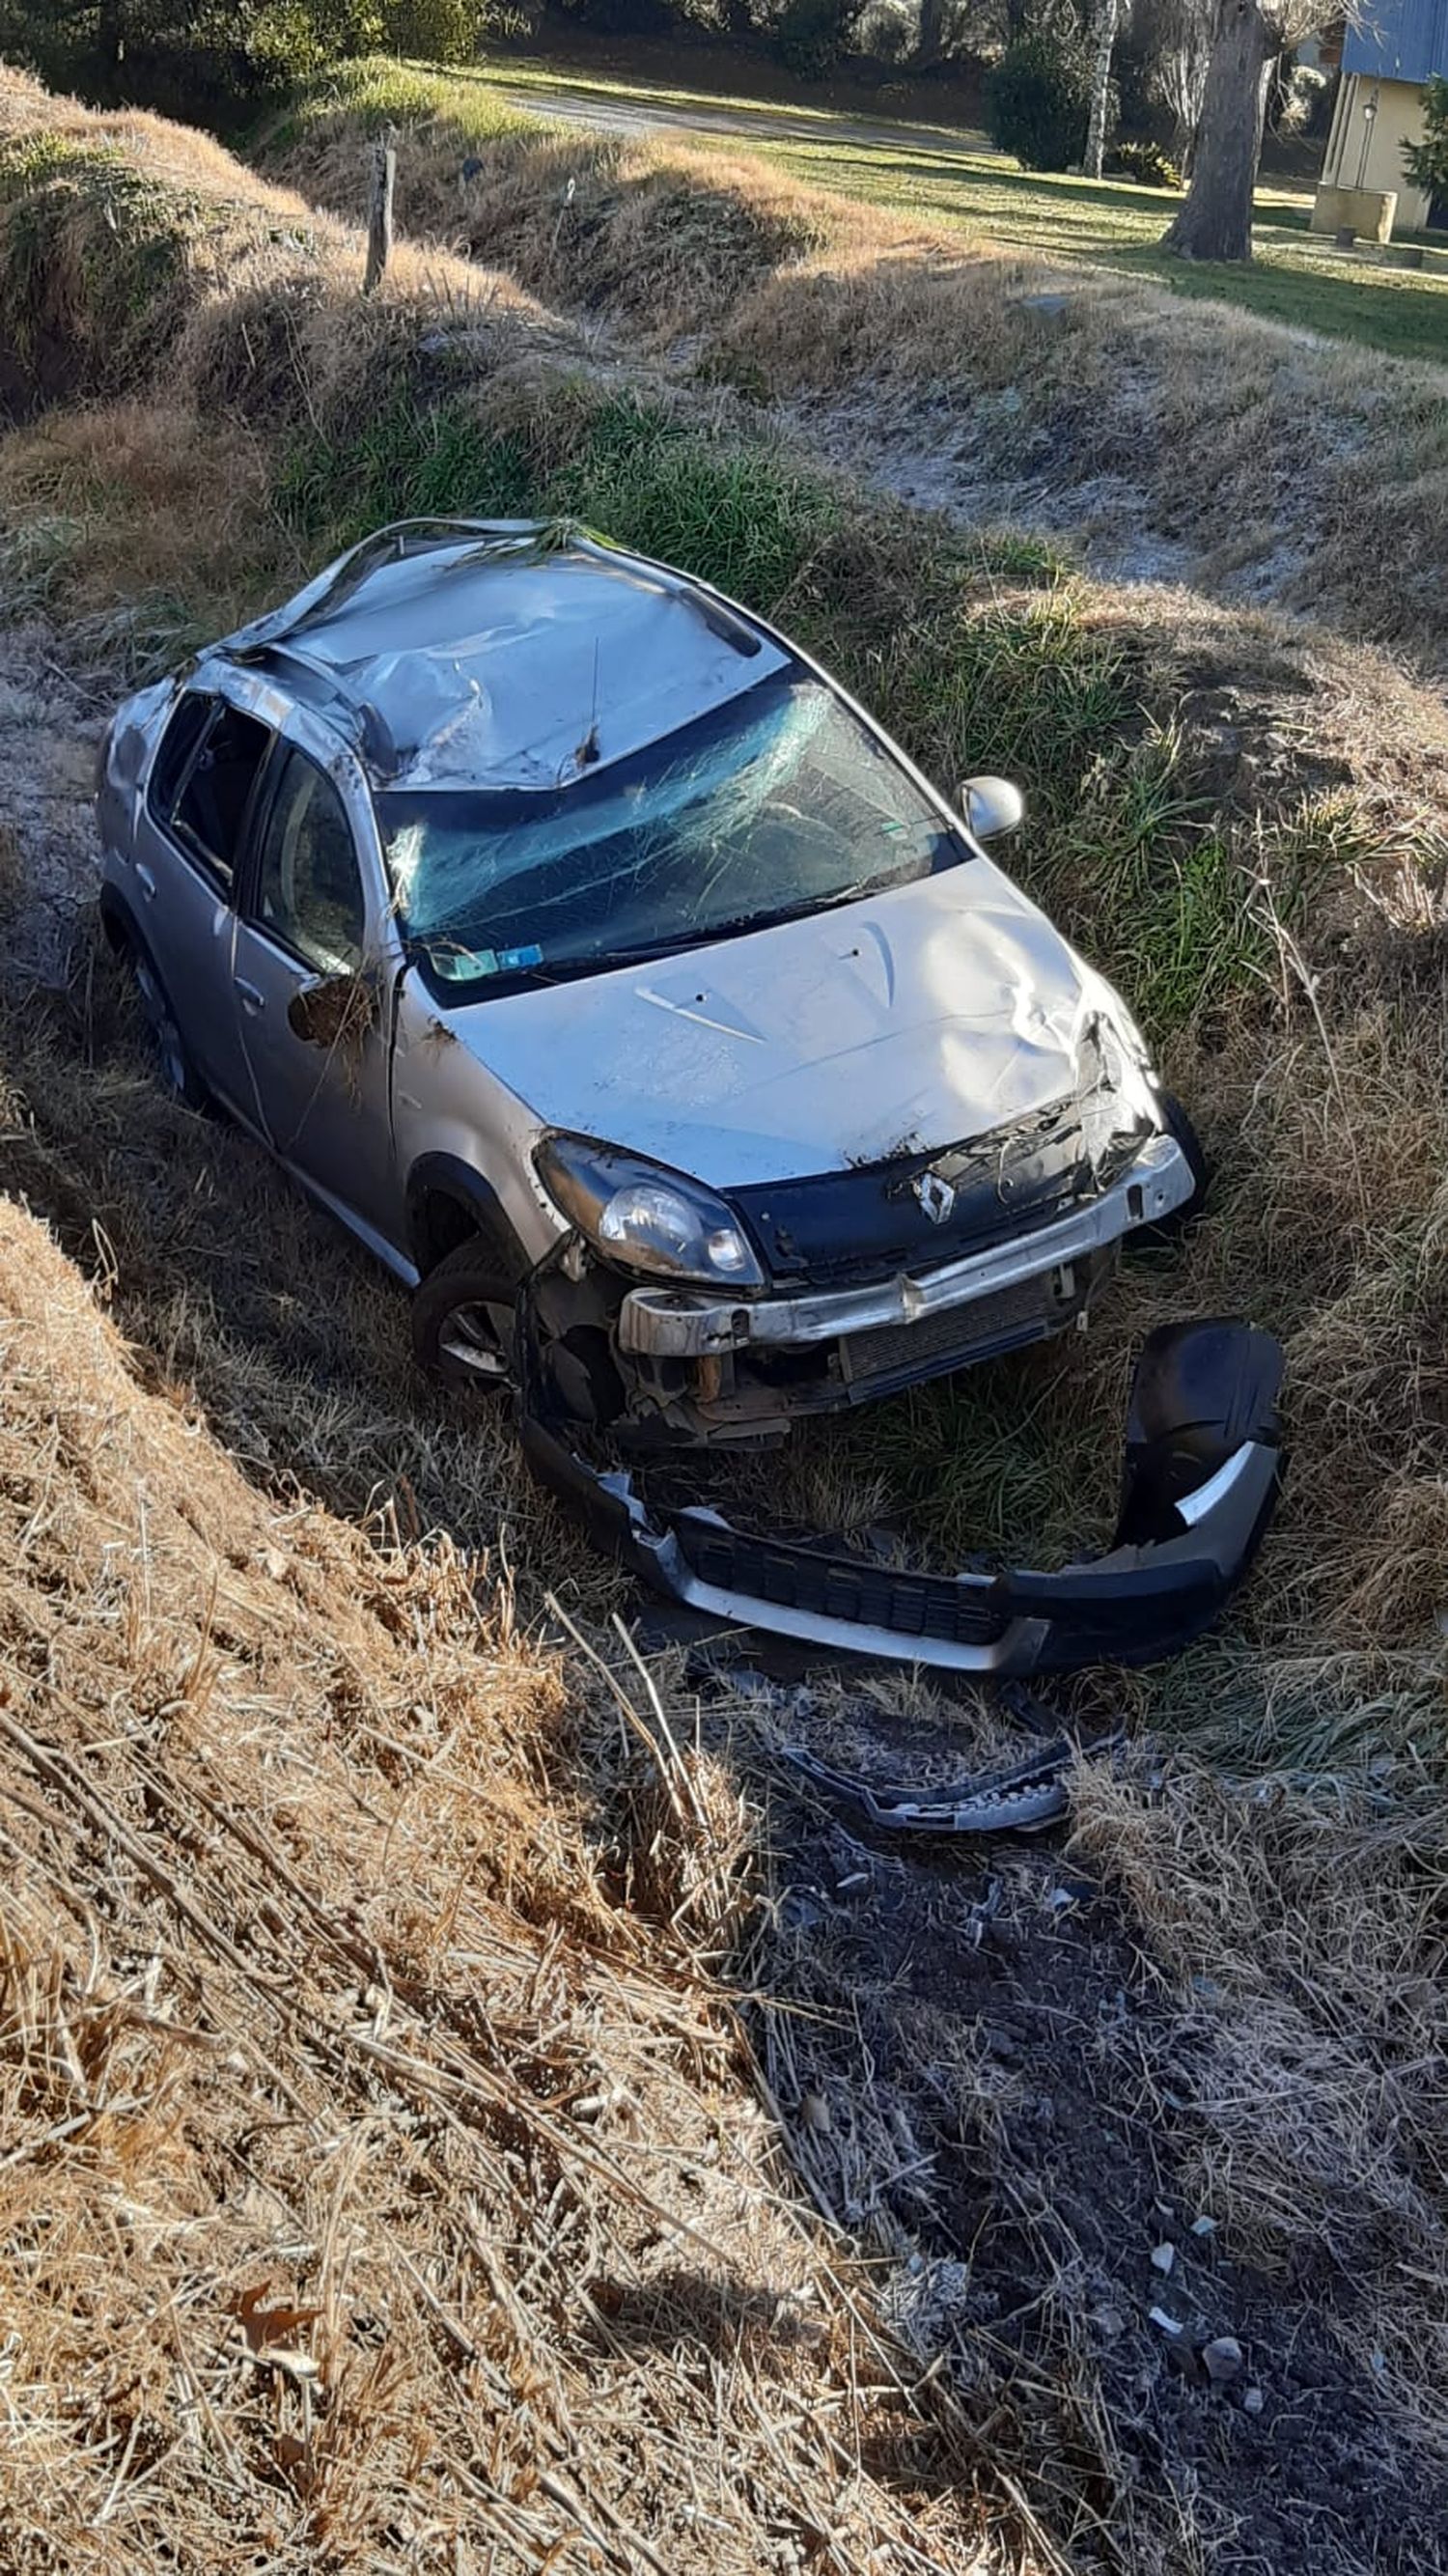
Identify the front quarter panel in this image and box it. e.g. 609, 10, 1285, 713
390, 972, 569, 1274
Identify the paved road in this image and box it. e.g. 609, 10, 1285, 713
500, 81, 998, 167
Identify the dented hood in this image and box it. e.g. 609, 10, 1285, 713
446, 856, 1133, 1187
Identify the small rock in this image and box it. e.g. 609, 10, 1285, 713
1190, 2214, 1218, 2239
1151, 2242, 1176, 2276
1149, 2307, 1183, 2338
1202, 2336, 1244, 2386
800, 2091, 832, 2135
1242, 2386, 1266, 2416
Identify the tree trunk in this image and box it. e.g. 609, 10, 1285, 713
1083, 0, 1119, 179
915, 0, 946, 69
1161, 0, 1272, 261
95, 0, 125, 96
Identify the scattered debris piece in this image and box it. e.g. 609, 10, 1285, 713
779, 1731, 1122, 1836
1150, 2307, 1184, 2338
1191, 2214, 1218, 2239
1151, 2241, 1176, 2276
1203, 2336, 1244, 2386
1242, 2387, 1267, 2416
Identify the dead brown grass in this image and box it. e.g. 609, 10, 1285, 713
0, 61, 569, 434
261, 81, 839, 341
0, 1190, 1007, 2571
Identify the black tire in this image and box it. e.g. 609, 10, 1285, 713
122, 927, 209, 1111
1131, 1091, 1210, 1249
411, 1237, 518, 1393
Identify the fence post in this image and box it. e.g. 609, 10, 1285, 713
364, 126, 397, 296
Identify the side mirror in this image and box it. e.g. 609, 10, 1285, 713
287, 970, 376, 1051
960, 774, 1026, 840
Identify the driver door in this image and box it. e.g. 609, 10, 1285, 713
229, 736, 404, 1263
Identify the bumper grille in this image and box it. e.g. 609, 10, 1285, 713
840, 1266, 1081, 1390
674, 1521, 1009, 1648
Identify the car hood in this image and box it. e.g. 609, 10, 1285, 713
443, 858, 1135, 1189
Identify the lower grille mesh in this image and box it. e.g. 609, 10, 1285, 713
674, 1522, 1009, 1647
841, 1270, 1074, 1386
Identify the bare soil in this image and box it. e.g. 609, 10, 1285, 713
750, 1697, 1448, 2575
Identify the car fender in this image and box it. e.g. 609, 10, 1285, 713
404, 1151, 536, 1281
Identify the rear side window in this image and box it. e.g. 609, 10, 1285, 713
170, 704, 272, 890
147, 691, 212, 822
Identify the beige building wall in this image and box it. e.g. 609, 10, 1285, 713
1321, 72, 1435, 231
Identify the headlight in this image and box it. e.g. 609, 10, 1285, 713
534, 1135, 766, 1290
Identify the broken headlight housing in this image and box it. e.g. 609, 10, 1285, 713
535, 1134, 766, 1290
1076, 1001, 1157, 1178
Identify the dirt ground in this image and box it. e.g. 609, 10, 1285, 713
751, 1703, 1448, 2575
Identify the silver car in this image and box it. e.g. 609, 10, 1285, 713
97, 519, 1280, 1673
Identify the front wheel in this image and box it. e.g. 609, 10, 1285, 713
410, 1238, 518, 1393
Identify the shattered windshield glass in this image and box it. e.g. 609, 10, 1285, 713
376, 672, 961, 993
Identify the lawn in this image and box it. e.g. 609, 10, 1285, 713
480, 55, 1448, 366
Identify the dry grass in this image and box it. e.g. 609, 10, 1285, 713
0, 1191, 1009, 2571
258, 60, 849, 342
0, 62, 567, 433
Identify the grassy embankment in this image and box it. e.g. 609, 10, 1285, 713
278, 49, 1448, 364
3, 59, 1448, 2573
257, 59, 1448, 671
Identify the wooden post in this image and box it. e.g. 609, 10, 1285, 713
363, 126, 397, 297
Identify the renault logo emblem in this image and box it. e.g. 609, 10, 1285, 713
912, 1169, 956, 1224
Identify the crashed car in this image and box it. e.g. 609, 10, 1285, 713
97, 518, 1281, 1673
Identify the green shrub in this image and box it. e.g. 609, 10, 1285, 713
984, 33, 1107, 175
772, 0, 867, 80
1103, 138, 1182, 189
1405, 73, 1448, 201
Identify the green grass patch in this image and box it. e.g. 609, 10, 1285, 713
274, 398, 536, 546
277, 387, 842, 603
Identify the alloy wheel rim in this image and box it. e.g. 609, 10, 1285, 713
438, 1301, 514, 1382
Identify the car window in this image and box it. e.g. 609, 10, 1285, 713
376, 672, 959, 996
171, 703, 271, 891
253, 748, 367, 976
148, 690, 212, 823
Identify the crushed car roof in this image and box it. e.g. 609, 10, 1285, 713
218, 519, 791, 795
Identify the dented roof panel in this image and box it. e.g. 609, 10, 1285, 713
221, 522, 791, 795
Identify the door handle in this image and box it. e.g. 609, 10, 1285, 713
135, 863, 156, 900
234, 977, 265, 1015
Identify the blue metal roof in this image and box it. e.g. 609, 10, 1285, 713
1344, 0, 1448, 84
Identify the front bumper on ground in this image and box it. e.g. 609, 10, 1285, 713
616, 1134, 1196, 1360
520, 1316, 1285, 1676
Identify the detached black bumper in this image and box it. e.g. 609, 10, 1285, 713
520, 1318, 1285, 1676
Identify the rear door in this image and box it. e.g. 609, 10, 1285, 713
131, 689, 273, 1115
228, 728, 405, 1264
